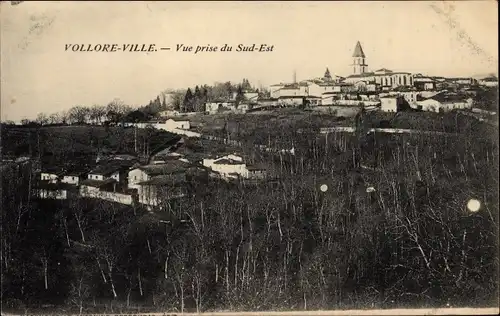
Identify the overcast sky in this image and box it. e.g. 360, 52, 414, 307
1, 1, 498, 121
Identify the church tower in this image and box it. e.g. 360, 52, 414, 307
324, 67, 332, 81
352, 41, 368, 75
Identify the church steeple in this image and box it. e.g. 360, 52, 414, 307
324, 67, 332, 81
352, 41, 368, 75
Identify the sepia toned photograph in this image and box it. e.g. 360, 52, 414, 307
1, 1, 499, 315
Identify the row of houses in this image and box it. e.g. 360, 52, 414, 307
155, 41, 497, 116
244, 41, 497, 113
379, 90, 475, 113
36, 139, 269, 208
204, 77, 486, 114
204, 88, 476, 114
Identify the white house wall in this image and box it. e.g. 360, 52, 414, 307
211, 164, 248, 178
40, 173, 59, 183
80, 185, 133, 205
38, 189, 67, 199
128, 168, 149, 189
138, 185, 186, 206
62, 176, 79, 185
417, 99, 441, 112
88, 174, 105, 181
380, 98, 398, 112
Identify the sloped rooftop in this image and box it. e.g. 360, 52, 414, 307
138, 160, 190, 176
213, 158, 245, 165
352, 41, 366, 58
138, 173, 187, 186
89, 163, 127, 176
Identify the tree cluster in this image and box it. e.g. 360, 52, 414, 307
182, 86, 209, 113
1, 111, 498, 313
27, 99, 134, 127
473, 86, 499, 112
178, 79, 258, 113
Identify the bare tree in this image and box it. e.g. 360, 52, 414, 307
35, 113, 49, 126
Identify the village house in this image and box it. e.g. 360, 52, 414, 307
87, 165, 122, 182
446, 77, 477, 86
300, 80, 336, 97
37, 181, 76, 200
392, 87, 421, 103
270, 82, 309, 99
205, 100, 237, 114
305, 96, 322, 106
202, 154, 267, 180
478, 76, 499, 87
205, 100, 253, 114
79, 178, 134, 205
270, 70, 347, 100
380, 96, 407, 112
40, 167, 65, 183
321, 93, 342, 106
136, 173, 188, 207
87, 160, 134, 183
245, 164, 268, 180
269, 83, 285, 97
322, 94, 380, 107
416, 92, 473, 112
128, 160, 190, 190
278, 96, 305, 107
256, 98, 280, 108
61, 170, 86, 185
353, 80, 379, 92
206, 157, 247, 179
413, 76, 436, 90
79, 178, 115, 195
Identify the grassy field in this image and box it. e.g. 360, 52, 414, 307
1, 125, 179, 166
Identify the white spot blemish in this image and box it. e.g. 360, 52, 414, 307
467, 199, 481, 212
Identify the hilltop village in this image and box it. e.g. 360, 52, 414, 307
204, 41, 498, 114
2, 36, 499, 313
2, 41, 498, 210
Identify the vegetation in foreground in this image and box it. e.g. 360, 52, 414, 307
1, 111, 498, 314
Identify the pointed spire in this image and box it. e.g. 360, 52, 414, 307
352, 41, 365, 58
324, 67, 332, 80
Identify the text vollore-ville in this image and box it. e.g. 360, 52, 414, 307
64, 43, 275, 53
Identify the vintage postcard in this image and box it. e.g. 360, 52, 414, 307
1, 1, 498, 315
